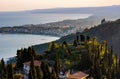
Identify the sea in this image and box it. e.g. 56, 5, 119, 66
0, 34, 59, 59
0, 13, 91, 59
0, 13, 91, 27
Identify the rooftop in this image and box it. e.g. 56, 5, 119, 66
66, 71, 89, 79
23, 60, 41, 67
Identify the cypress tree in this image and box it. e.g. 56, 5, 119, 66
7, 63, 14, 79
36, 66, 43, 79
41, 62, 50, 79
86, 36, 90, 42
73, 39, 77, 47
50, 69, 58, 79
0, 62, 4, 79
41, 62, 46, 79
62, 41, 68, 47
28, 70, 33, 79
76, 35, 79, 44
1, 58, 6, 79
16, 50, 23, 69
45, 63, 51, 78
29, 56, 37, 79
80, 34, 85, 42
54, 54, 61, 74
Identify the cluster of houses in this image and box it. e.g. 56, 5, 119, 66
21, 60, 90, 79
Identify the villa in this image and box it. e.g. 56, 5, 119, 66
23, 60, 41, 79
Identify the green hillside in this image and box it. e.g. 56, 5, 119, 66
33, 19, 120, 58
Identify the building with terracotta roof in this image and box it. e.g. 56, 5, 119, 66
23, 60, 41, 79
65, 71, 89, 79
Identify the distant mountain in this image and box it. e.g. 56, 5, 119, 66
33, 19, 120, 57
30, 5, 120, 16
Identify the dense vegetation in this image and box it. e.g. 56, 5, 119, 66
1, 33, 120, 79
43, 35, 120, 79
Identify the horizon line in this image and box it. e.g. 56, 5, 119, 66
0, 5, 119, 12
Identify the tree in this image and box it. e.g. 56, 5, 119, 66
54, 54, 61, 74
62, 41, 68, 47
36, 66, 43, 79
86, 36, 90, 42
73, 39, 78, 47
49, 42, 59, 51
101, 18, 106, 24
50, 69, 58, 79
76, 35, 79, 44
80, 35, 85, 42
7, 63, 14, 79
28, 70, 33, 79
16, 50, 23, 69
1, 58, 6, 79
29, 56, 37, 79
41, 62, 51, 79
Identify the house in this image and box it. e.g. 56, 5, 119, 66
65, 71, 89, 79
23, 60, 41, 79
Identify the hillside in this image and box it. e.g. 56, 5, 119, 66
33, 19, 120, 57
83, 19, 120, 57
0, 16, 104, 36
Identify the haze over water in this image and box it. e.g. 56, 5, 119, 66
0, 13, 91, 27
0, 13, 91, 59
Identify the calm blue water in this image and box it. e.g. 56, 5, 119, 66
0, 13, 91, 27
0, 34, 59, 59
0, 13, 91, 59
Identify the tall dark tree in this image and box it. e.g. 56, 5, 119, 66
62, 41, 68, 47
80, 34, 85, 42
0, 58, 6, 79
7, 63, 14, 79
73, 39, 78, 47
36, 66, 43, 79
86, 36, 90, 42
29, 56, 37, 79
76, 35, 79, 44
41, 62, 51, 79
50, 69, 58, 79
54, 54, 61, 74
101, 18, 106, 24
16, 50, 23, 69
1, 58, 6, 79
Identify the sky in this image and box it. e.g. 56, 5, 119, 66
0, 0, 120, 11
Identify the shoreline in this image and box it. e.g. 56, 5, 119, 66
0, 33, 60, 60
0, 32, 61, 38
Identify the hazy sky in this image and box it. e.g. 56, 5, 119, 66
0, 0, 120, 11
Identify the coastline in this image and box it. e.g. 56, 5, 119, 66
0, 33, 60, 60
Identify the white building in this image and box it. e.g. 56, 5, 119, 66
23, 60, 41, 79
